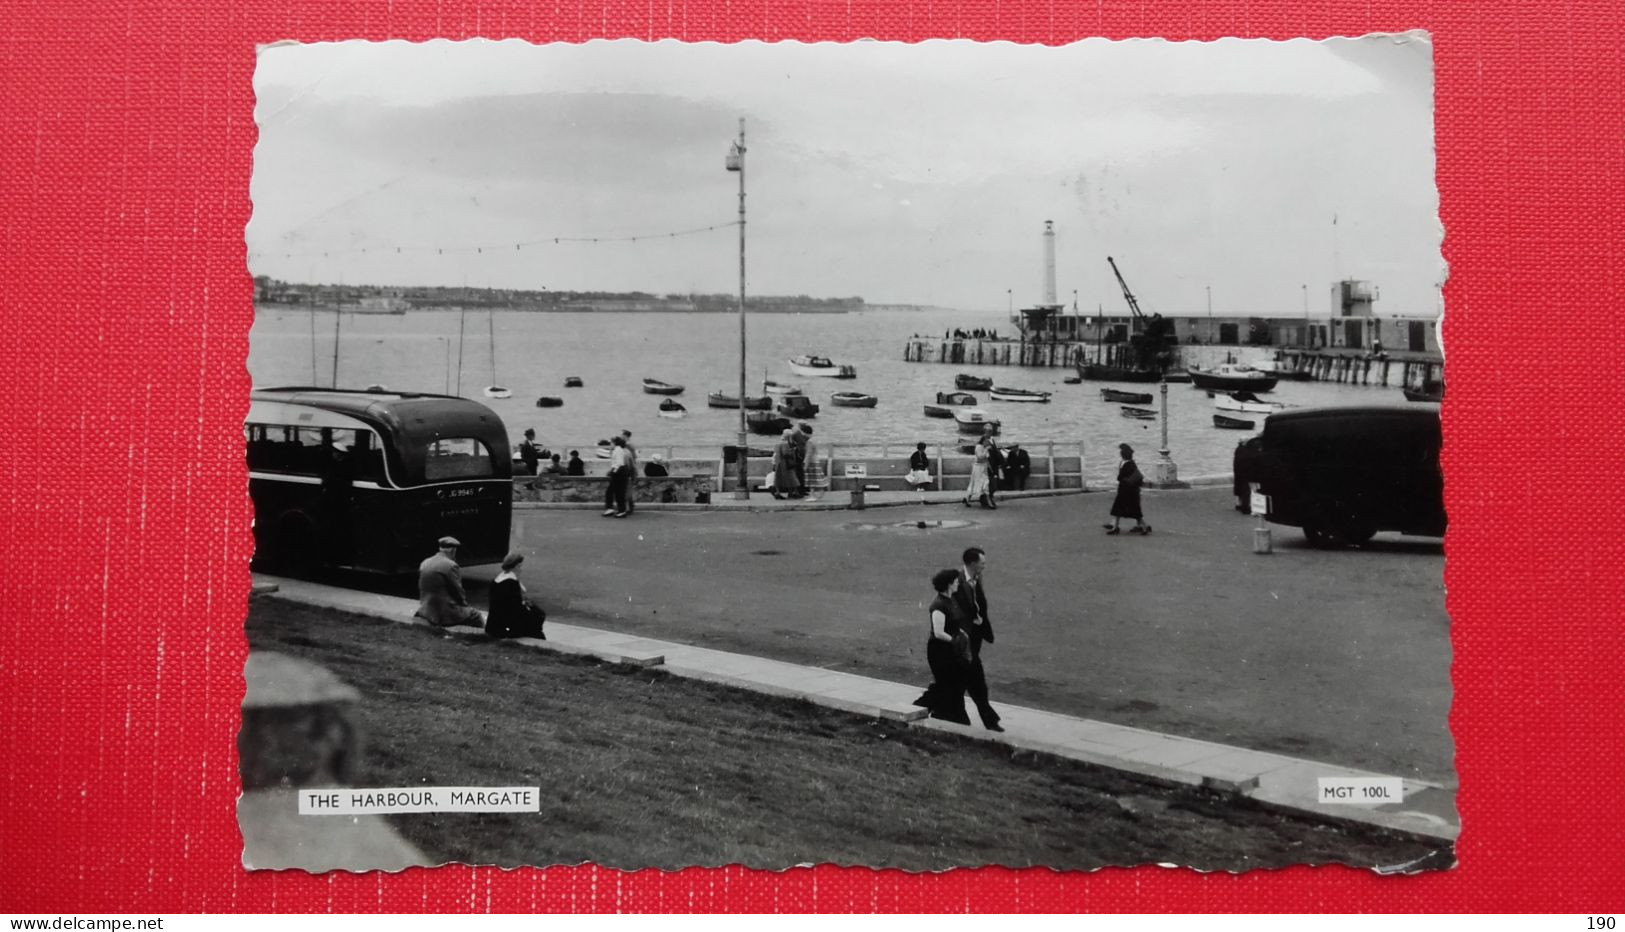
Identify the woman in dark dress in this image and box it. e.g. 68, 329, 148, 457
1105, 442, 1151, 535
913, 567, 971, 724
485, 552, 547, 639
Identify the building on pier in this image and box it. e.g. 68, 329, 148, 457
1008, 278, 1438, 355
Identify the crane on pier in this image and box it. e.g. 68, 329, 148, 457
1106, 256, 1146, 323
1105, 256, 1174, 371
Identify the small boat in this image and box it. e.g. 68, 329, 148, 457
776, 395, 820, 418
787, 355, 857, 378
483, 386, 512, 399
1213, 413, 1256, 430
564, 376, 584, 388
1161, 369, 1193, 383
657, 399, 687, 418
747, 412, 793, 435
534, 396, 563, 408
763, 379, 804, 395
952, 408, 1002, 435
1187, 364, 1278, 393
954, 374, 993, 391
707, 391, 772, 410
1403, 383, 1445, 403
1062, 376, 1083, 385
1101, 388, 1153, 405
364, 383, 389, 392
924, 391, 977, 418
830, 391, 878, 408
1121, 406, 1158, 420
642, 378, 685, 395
1077, 363, 1161, 383
1213, 394, 1285, 414
989, 386, 1052, 403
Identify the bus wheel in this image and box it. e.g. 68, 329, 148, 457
274, 514, 319, 575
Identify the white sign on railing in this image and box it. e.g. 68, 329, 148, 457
844, 464, 868, 478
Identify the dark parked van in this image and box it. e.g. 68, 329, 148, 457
1252, 404, 1444, 547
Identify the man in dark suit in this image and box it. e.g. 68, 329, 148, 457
1007, 442, 1032, 491
413, 536, 484, 628
951, 546, 1003, 732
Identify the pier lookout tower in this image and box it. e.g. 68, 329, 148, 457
1015, 221, 1067, 359
1330, 279, 1380, 350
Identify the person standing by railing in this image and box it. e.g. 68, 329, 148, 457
799, 423, 827, 501
963, 436, 994, 509
603, 436, 633, 518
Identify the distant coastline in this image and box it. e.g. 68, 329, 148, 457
256, 301, 864, 315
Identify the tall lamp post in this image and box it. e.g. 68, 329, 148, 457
1302, 283, 1310, 347
726, 119, 750, 499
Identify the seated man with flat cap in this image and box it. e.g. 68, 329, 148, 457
414, 536, 484, 628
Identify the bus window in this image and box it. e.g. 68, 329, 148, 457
424, 437, 495, 481
245, 424, 272, 470
345, 430, 387, 484
289, 427, 328, 475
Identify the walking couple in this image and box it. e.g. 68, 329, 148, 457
913, 547, 1003, 732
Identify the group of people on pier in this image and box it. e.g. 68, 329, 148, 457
516, 428, 586, 477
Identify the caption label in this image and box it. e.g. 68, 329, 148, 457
1317, 776, 1404, 805
299, 786, 541, 815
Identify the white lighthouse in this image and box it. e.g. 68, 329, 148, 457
1041, 220, 1059, 307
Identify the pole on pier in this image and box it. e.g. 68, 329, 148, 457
727, 119, 750, 499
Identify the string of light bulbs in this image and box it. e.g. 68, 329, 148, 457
247, 220, 740, 262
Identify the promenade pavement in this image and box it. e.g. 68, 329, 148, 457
504, 484, 1454, 786
256, 562, 1458, 845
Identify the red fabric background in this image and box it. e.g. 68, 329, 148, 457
2, 0, 1621, 913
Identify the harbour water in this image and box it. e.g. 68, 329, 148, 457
250, 306, 1412, 481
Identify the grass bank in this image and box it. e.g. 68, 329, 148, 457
247, 599, 1447, 872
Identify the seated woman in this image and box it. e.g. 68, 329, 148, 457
904, 442, 933, 489
484, 552, 546, 640
643, 453, 669, 477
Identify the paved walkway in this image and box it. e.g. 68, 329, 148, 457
254, 574, 1458, 845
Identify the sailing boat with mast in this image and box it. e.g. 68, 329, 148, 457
481, 306, 511, 399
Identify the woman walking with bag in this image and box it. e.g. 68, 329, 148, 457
1105, 442, 1151, 534
963, 435, 996, 509
800, 423, 828, 501
912, 568, 971, 724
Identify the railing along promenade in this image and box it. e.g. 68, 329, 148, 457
513, 441, 1090, 499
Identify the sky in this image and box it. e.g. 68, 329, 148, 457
248, 36, 1441, 317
